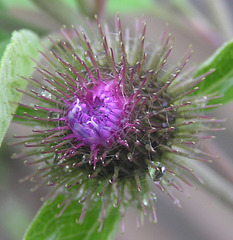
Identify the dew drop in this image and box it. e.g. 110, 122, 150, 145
41, 90, 52, 99
115, 152, 120, 160
127, 153, 133, 161
142, 197, 148, 206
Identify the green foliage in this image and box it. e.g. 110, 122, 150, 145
0, 29, 11, 59
0, 39, 10, 59
0, 29, 10, 40
1, 0, 77, 9
24, 194, 121, 240
0, 0, 6, 10
194, 39, 233, 106
0, 29, 41, 146
107, 0, 154, 13
1, 0, 35, 8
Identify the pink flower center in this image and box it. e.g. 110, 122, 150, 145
67, 81, 125, 147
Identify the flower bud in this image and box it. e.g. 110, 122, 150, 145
14, 16, 220, 228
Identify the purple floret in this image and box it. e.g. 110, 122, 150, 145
67, 80, 126, 148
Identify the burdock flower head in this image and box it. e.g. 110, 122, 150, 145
13, 16, 219, 228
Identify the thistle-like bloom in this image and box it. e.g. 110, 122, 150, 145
13, 16, 220, 228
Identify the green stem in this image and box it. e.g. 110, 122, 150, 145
186, 159, 233, 211
203, 140, 233, 185
0, 11, 47, 36
148, 1, 221, 47
31, 0, 81, 26
205, 0, 233, 40
76, 0, 107, 19
170, 0, 222, 46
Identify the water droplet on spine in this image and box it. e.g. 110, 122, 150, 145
127, 153, 133, 161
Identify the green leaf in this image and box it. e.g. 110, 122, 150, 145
107, 0, 154, 13
23, 194, 121, 240
0, 29, 41, 146
193, 39, 233, 106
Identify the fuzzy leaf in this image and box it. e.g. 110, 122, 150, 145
193, 39, 233, 105
0, 29, 40, 146
23, 194, 121, 240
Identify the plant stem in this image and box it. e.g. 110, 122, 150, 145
187, 159, 233, 211
205, 0, 233, 40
